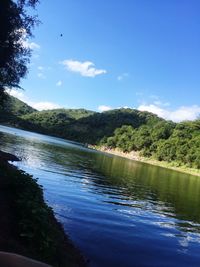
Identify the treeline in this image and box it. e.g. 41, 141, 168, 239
0, 95, 36, 125
20, 108, 162, 143
100, 120, 200, 169
2, 95, 200, 169
1, 96, 162, 143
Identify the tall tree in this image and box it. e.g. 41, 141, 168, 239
0, 0, 39, 105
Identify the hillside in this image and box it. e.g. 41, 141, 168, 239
3, 95, 36, 116
22, 108, 95, 125
62, 108, 163, 143
19, 108, 95, 138
1, 96, 200, 170
99, 119, 200, 170
0, 95, 36, 124
20, 108, 163, 143
0, 96, 95, 133
0, 96, 163, 143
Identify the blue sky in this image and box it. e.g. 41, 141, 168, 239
9, 0, 200, 121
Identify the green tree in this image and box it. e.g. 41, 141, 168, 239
134, 126, 152, 150
155, 139, 177, 162
151, 121, 175, 142
0, 0, 39, 104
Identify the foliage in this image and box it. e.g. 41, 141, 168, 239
2, 95, 200, 170
19, 108, 96, 137
0, 94, 36, 126
4, 95, 36, 116
0, 0, 39, 102
101, 119, 200, 169
17, 108, 162, 143
1, 161, 85, 266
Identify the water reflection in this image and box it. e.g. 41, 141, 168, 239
1, 125, 200, 267
89, 153, 200, 224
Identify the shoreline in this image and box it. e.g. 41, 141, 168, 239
89, 145, 200, 177
0, 151, 87, 267
3, 124, 200, 177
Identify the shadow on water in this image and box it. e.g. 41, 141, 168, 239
1, 127, 200, 226
1, 126, 200, 267
91, 154, 200, 225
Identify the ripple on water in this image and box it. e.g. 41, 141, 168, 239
1, 125, 200, 267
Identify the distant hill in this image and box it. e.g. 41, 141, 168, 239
4, 95, 36, 116
1, 95, 200, 170
0, 94, 36, 123
62, 108, 163, 143
20, 108, 96, 138
22, 108, 95, 122
20, 108, 162, 143
0, 95, 164, 144
0, 96, 96, 135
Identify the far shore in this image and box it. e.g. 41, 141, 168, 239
89, 145, 200, 177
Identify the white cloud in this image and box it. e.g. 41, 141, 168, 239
16, 28, 40, 50
32, 102, 61, 111
56, 80, 62, 86
37, 66, 44, 71
98, 102, 200, 122
23, 41, 40, 50
138, 104, 200, 122
6, 89, 60, 111
168, 106, 200, 122
37, 66, 52, 79
61, 59, 107, 77
37, 73, 46, 79
98, 105, 113, 112
7, 89, 200, 122
117, 73, 129, 81
121, 106, 130, 109
6, 88, 26, 102
37, 66, 52, 71
32, 54, 40, 59
149, 95, 170, 107
153, 100, 170, 107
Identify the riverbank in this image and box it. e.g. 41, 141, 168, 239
90, 145, 200, 177
0, 152, 87, 267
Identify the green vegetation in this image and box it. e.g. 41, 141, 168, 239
2, 95, 200, 171
0, 94, 36, 125
0, 2, 86, 266
0, 0, 39, 102
1, 96, 162, 143
21, 108, 95, 131
0, 161, 85, 266
100, 120, 200, 170
4, 95, 36, 116
19, 107, 162, 143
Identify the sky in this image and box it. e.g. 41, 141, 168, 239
8, 0, 200, 122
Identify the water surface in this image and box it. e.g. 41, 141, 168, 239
0, 125, 200, 267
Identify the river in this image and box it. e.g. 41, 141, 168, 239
0, 125, 200, 267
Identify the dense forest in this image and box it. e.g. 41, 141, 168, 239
1, 95, 200, 169
100, 121, 200, 169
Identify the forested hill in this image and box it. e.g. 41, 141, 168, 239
0, 95, 163, 143
1, 96, 200, 170
0, 95, 36, 123
2, 95, 36, 116
20, 108, 162, 143
100, 120, 200, 169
